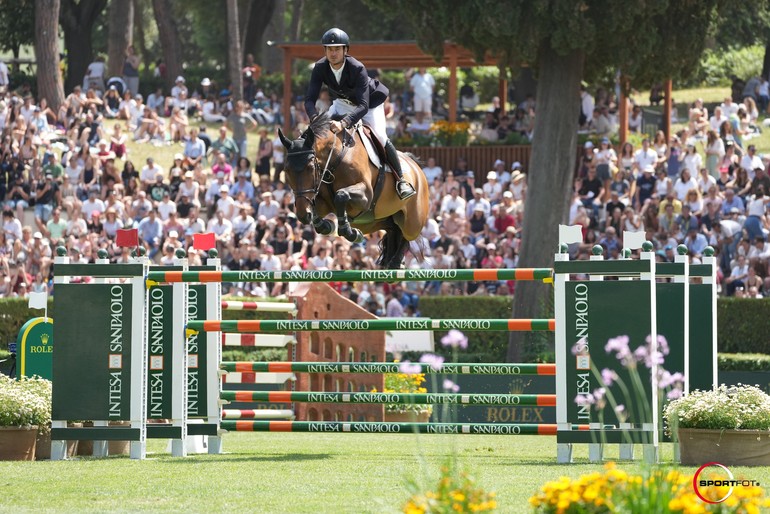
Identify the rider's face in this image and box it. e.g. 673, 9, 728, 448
325, 45, 346, 67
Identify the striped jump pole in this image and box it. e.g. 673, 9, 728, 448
189, 318, 555, 333
222, 409, 295, 420
220, 391, 556, 407
221, 301, 297, 314
221, 361, 556, 376
223, 421, 591, 435
222, 372, 294, 385
147, 268, 554, 285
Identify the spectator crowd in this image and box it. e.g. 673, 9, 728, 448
1, 61, 770, 312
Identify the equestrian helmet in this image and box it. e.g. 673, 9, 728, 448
322, 28, 350, 47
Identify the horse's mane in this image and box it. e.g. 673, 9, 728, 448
308, 112, 332, 139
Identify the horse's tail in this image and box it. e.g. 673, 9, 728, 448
377, 218, 410, 269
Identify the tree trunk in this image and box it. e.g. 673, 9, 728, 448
134, 0, 149, 65
35, 0, 65, 111
107, 0, 134, 77
241, 0, 276, 65
289, 0, 303, 41
262, 0, 285, 73
507, 44, 584, 362
60, 0, 107, 92
762, 41, 770, 80
227, 0, 243, 101
151, 0, 182, 89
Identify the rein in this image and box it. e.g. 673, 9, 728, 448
291, 131, 350, 206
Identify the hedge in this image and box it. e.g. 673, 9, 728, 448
0, 295, 768, 364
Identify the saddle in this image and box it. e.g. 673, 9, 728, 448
338, 123, 392, 224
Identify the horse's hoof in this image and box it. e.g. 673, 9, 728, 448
314, 219, 334, 235
341, 228, 362, 243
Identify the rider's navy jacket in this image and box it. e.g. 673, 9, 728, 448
304, 55, 389, 128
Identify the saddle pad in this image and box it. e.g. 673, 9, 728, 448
356, 125, 382, 169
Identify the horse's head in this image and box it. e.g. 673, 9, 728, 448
278, 127, 317, 224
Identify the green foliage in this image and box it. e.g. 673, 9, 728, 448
0, 298, 51, 352
0, 375, 51, 428
664, 384, 770, 430
717, 298, 770, 354
718, 353, 770, 372
417, 296, 515, 363
683, 45, 765, 88
0, 0, 34, 57
222, 348, 287, 362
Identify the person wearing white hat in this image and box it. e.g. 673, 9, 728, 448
493, 159, 511, 187
483, 171, 502, 203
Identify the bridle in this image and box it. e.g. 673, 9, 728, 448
290, 130, 350, 206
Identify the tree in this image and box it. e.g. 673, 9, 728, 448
241, 0, 277, 65
151, 0, 183, 89
226, 0, 243, 100
60, 0, 108, 92
366, 0, 725, 361
35, 0, 65, 110
0, 0, 35, 60
107, 0, 134, 77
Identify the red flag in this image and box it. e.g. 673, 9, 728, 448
193, 232, 216, 251
116, 228, 139, 248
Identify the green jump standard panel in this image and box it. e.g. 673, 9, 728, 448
52, 284, 133, 421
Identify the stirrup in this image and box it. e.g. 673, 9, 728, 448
396, 180, 416, 200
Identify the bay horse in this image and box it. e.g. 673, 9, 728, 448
278, 113, 429, 268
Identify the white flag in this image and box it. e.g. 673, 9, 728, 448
624, 231, 646, 250
558, 224, 583, 245
28, 292, 48, 310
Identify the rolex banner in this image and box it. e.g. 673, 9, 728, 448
52, 284, 132, 420
563, 280, 653, 427
147, 285, 174, 419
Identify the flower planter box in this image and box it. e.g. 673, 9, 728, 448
0, 426, 38, 461
678, 428, 770, 466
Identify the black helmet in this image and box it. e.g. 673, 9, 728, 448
321, 28, 350, 47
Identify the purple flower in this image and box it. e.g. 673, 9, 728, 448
419, 353, 445, 371
667, 388, 683, 400
575, 394, 595, 406
399, 360, 422, 374
605, 335, 631, 363
441, 329, 468, 349
615, 404, 625, 415
659, 371, 685, 389
443, 379, 460, 392
601, 368, 618, 386
571, 337, 588, 356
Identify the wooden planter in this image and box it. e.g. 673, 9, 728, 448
384, 411, 432, 423
678, 428, 770, 466
35, 423, 82, 460
0, 426, 38, 461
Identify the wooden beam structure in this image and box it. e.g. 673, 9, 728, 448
278, 41, 499, 134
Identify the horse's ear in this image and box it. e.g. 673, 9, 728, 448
277, 128, 291, 149
303, 130, 315, 148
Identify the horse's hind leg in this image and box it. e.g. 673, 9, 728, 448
334, 184, 368, 243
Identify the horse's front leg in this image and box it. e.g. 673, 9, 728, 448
311, 213, 334, 235
334, 183, 368, 243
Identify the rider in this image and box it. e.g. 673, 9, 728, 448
304, 28, 417, 200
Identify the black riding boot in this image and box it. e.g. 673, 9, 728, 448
384, 140, 416, 200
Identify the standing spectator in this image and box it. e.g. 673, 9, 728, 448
122, 45, 141, 96
212, 125, 239, 166
410, 68, 435, 115
579, 85, 594, 128
226, 101, 258, 160
255, 128, 272, 176
633, 138, 658, 176
0, 59, 8, 92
